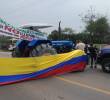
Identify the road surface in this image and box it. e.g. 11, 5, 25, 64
0, 52, 110, 100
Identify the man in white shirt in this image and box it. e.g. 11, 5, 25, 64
75, 40, 85, 51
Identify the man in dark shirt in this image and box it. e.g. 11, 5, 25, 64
88, 44, 98, 68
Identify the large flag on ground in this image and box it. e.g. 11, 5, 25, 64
0, 50, 88, 85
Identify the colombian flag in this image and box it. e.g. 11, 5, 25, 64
0, 50, 88, 85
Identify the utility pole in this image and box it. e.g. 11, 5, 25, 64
58, 21, 61, 39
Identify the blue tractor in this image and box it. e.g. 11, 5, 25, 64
12, 39, 74, 57
12, 24, 74, 57
52, 41, 74, 53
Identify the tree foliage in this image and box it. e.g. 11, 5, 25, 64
95, 17, 110, 36
62, 27, 75, 34
86, 16, 110, 37
0, 36, 12, 50
81, 7, 110, 35
48, 28, 106, 44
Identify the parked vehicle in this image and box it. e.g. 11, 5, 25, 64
12, 39, 74, 57
97, 45, 110, 73
12, 25, 74, 57
51, 40, 74, 53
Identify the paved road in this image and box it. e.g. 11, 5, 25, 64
0, 52, 110, 100
0, 52, 11, 57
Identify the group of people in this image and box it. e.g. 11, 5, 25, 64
75, 40, 98, 69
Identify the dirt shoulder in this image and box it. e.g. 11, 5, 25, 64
0, 52, 11, 58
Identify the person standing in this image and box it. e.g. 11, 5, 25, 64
88, 44, 98, 68
75, 40, 85, 51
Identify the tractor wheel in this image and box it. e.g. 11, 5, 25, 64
12, 51, 16, 57
12, 48, 22, 57
29, 44, 57, 57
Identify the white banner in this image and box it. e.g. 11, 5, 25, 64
0, 18, 46, 41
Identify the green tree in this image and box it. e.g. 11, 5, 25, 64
86, 17, 110, 36
48, 27, 75, 40
48, 30, 59, 40
62, 27, 75, 34
0, 36, 12, 50
81, 7, 110, 43
95, 17, 110, 36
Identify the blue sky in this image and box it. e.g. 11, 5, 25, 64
0, 0, 110, 33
